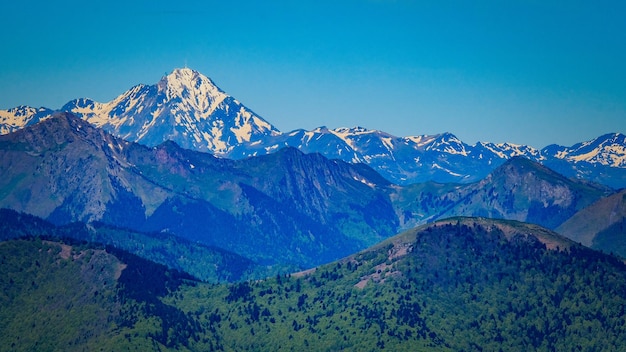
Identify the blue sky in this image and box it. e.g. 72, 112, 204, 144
1, 0, 625, 148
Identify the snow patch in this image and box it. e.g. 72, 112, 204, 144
353, 176, 375, 188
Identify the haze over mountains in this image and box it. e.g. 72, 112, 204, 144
1, 68, 625, 188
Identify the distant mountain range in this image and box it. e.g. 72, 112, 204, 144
1, 113, 621, 275
1, 68, 625, 188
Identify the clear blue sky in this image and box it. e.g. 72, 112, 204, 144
1, 0, 625, 148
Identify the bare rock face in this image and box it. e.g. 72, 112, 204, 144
0, 113, 136, 223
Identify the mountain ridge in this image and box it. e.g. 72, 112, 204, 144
0, 112, 398, 269
59, 68, 279, 154
1, 68, 624, 188
392, 156, 611, 231
556, 188, 626, 256
2, 112, 619, 268
4, 216, 626, 350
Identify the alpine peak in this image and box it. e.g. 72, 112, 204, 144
2, 67, 280, 154
0, 68, 624, 188
159, 68, 227, 105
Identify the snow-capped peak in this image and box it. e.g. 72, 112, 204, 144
405, 134, 439, 148
0, 105, 53, 134
329, 126, 397, 155
477, 141, 542, 160
157, 68, 229, 119
423, 132, 469, 155
0, 67, 279, 154
553, 133, 626, 167
333, 126, 373, 135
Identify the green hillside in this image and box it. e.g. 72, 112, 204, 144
0, 238, 206, 351
0, 209, 262, 282
3, 217, 626, 351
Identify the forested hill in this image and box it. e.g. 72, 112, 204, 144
3, 217, 626, 350
0, 238, 199, 351
0, 208, 261, 282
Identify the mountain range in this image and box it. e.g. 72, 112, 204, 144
2, 67, 626, 350
1, 68, 625, 188
0, 113, 397, 270
0, 112, 621, 276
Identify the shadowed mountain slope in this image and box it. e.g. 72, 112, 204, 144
556, 189, 626, 257
0, 113, 396, 269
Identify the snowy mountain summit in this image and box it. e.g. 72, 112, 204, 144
1, 68, 625, 188
543, 133, 626, 168
63, 68, 279, 153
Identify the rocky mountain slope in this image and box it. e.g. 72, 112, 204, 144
1, 68, 624, 188
391, 156, 612, 230
0, 113, 397, 269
